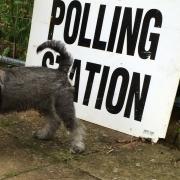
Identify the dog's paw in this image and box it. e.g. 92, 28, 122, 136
70, 141, 85, 154
32, 129, 53, 140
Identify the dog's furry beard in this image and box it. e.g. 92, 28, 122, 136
0, 40, 85, 153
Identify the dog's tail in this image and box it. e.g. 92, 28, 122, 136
37, 40, 73, 73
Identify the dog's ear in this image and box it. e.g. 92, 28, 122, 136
0, 70, 5, 84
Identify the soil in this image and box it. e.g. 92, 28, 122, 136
0, 107, 179, 180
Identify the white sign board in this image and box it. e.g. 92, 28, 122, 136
26, 0, 180, 142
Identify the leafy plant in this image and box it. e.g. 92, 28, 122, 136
0, 0, 34, 60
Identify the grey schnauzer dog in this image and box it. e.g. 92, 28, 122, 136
0, 40, 85, 153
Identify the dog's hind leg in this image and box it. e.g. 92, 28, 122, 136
55, 90, 85, 153
34, 115, 61, 140
34, 99, 61, 140
68, 119, 86, 153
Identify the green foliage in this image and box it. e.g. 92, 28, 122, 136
177, 128, 180, 133
2, 47, 10, 56
0, 0, 34, 60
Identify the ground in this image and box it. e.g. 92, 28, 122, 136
0, 108, 179, 180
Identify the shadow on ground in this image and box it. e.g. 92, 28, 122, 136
0, 107, 179, 180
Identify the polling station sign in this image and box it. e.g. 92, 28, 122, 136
26, 0, 180, 142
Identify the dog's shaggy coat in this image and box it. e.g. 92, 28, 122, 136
0, 40, 85, 153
